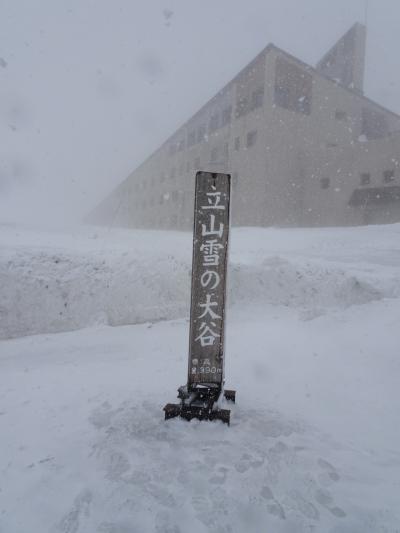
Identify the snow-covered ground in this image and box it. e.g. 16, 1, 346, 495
1, 223, 400, 532
1, 223, 399, 340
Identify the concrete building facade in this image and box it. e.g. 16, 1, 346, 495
89, 23, 400, 229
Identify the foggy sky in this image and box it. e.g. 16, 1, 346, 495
1, 0, 399, 227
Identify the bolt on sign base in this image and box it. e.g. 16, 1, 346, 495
163, 384, 236, 426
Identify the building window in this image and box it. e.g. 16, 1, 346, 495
209, 112, 219, 133
360, 173, 371, 186
177, 139, 185, 151
234, 137, 240, 151
170, 167, 176, 179
221, 105, 232, 126
320, 177, 330, 189
235, 96, 248, 118
383, 170, 395, 183
251, 87, 264, 110
335, 110, 347, 121
361, 108, 389, 140
246, 130, 257, 148
274, 57, 312, 115
187, 130, 196, 147
169, 143, 176, 156
197, 124, 206, 143
210, 147, 218, 162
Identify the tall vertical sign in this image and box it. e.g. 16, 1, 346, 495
164, 172, 235, 425
188, 172, 230, 385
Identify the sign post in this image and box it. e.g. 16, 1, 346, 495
164, 171, 235, 425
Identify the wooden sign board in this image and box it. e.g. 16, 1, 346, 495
188, 172, 230, 386
163, 171, 235, 425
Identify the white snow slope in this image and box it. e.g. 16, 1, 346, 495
1, 223, 400, 533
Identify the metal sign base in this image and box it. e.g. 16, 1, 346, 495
164, 384, 236, 426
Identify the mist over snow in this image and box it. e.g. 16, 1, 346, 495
1, 0, 400, 227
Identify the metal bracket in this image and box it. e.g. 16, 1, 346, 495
163, 384, 235, 426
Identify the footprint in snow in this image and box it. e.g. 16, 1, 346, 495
57, 489, 92, 533
209, 466, 228, 484
315, 464, 346, 518
317, 457, 341, 484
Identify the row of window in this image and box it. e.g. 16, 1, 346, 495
209, 104, 234, 133
139, 165, 396, 197
320, 170, 397, 191
136, 130, 258, 192
135, 168, 397, 207
207, 129, 259, 164
134, 172, 241, 211
169, 105, 233, 156
274, 57, 312, 115
235, 87, 264, 119
360, 170, 396, 186
334, 108, 389, 140
232, 130, 258, 151
169, 61, 391, 160
169, 90, 264, 155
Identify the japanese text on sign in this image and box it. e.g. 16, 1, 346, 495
188, 173, 230, 385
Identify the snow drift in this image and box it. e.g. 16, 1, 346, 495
1, 224, 400, 340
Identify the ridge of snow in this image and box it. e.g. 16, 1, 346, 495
1, 224, 400, 340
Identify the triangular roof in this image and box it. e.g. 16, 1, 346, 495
316, 22, 366, 93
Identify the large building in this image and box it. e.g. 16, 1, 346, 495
89, 23, 400, 229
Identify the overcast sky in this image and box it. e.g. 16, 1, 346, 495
1, 0, 399, 226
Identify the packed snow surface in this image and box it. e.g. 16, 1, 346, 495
1, 223, 400, 532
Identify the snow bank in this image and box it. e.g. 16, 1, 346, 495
1, 224, 400, 339
0, 244, 191, 339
